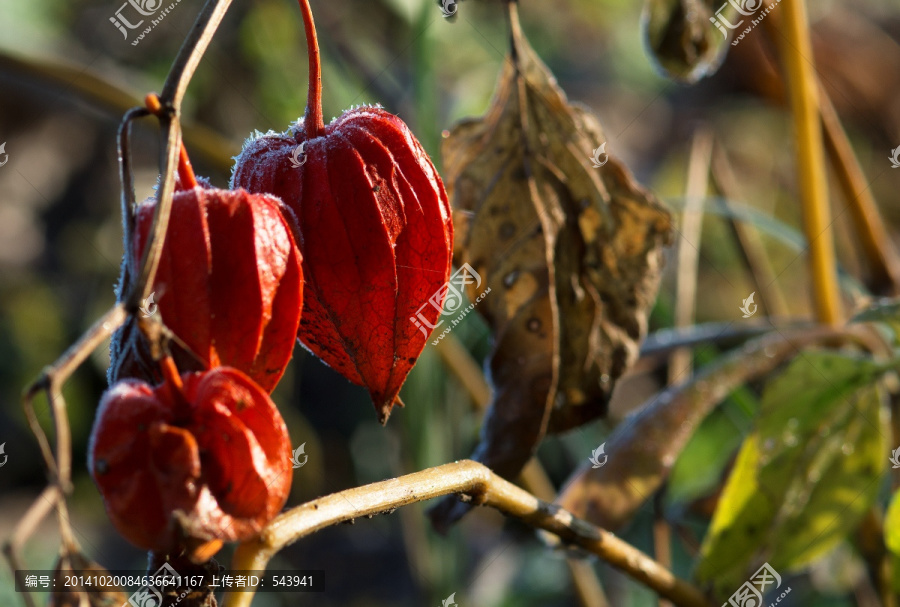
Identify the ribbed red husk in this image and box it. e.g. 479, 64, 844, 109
88, 367, 293, 553
109, 184, 304, 393
232, 106, 453, 422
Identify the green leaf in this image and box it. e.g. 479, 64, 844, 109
696, 351, 888, 596
667, 407, 746, 506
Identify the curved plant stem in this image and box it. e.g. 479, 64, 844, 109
226, 461, 709, 607
5, 2, 235, 606
710, 142, 790, 318
0, 49, 236, 173
146, 93, 199, 190
435, 336, 610, 607
819, 87, 900, 295
5, 304, 128, 607
775, 0, 842, 325
298, 0, 325, 138
21, 304, 129, 489
670, 126, 714, 383
2, 487, 60, 607
133, 0, 235, 313
117, 106, 150, 248
758, 5, 900, 296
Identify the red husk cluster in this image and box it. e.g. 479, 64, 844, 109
109, 182, 304, 393
232, 0, 452, 422
89, 366, 292, 553
92, 0, 453, 559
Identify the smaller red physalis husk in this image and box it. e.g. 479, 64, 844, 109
109, 142, 304, 393
89, 363, 293, 553
231, 0, 453, 422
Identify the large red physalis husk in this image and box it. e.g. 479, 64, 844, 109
109, 181, 304, 393
231, 0, 453, 423
88, 366, 292, 553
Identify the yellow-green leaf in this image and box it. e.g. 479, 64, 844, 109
696, 351, 888, 596
884, 490, 900, 591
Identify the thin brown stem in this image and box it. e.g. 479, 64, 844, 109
22, 304, 128, 489
134, 0, 235, 312
756, 4, 900, 297
568, 560, 611, 607
670, 126, 714, 383
297, 0, 325, 138
8, 305, 128, 605
2, 486, 61, 607
0, 49, 236, 173
7, 3, 236, 605
819, 87, 900, 295
654, 493, 674, 607
226, 461, 709, 607
857, 509, 895, 607
434, 336, 491, 407
436, 336, 610, 607
159, 1, 234, 110
517, 461, 611, 607
117, 106, 150, 248
710, 143, 790, 318
145, 93, 199, 190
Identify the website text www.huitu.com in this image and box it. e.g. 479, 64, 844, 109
430, 288, 491, 346
409, 263, 491, 344
708, 0, 782, 48
110, 0, 184, 47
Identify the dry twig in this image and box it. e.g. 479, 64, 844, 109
226, 461, 708, 607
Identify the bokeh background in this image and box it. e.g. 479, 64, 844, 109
1, 0, 900, 605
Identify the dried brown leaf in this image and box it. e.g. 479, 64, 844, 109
429, 6, 671, 531
551, 328, 870, 535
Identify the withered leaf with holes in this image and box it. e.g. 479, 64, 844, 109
428, 5, 671, 532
